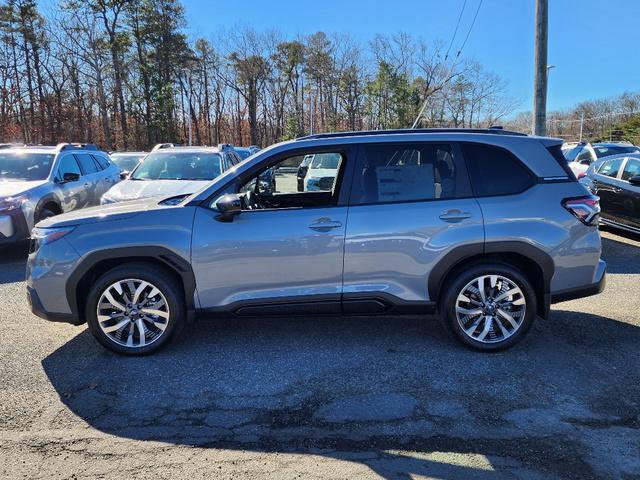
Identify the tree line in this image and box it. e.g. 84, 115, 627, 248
0, 0, 517, 151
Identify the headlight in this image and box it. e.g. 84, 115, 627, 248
30, 226, 75, 252
0, 194, 27, 211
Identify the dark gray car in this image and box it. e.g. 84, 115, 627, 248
27, 129, 606, 355
0, 143, 119, 245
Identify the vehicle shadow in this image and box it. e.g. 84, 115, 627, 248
601, 233, 640, 274
41, 311, 640, 478
0, 241, 28, 284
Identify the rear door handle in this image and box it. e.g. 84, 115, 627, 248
309, 217, 343, 232
439, 210, 472, 222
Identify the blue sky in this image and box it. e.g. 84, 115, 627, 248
182, 0, 640, 114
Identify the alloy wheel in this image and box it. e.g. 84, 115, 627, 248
96, 278, 170, 348
455, 274, 526, 344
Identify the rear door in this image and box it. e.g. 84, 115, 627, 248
74, 153, 100, 205
618, 158, 640, 229
342, 142, 483, 309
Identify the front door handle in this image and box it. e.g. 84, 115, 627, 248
439, 209, 472, 222
309, 217, 343, 232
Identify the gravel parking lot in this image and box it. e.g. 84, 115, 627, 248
0, 228, 638, 479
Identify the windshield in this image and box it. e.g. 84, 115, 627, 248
310, 153, 341, 170
235, 149, 252, 160
111, 153, 146, 172
563, 146, 583, 161
594, 145, 640, 158
0, 152, 54, 181
131, 151, 222, 181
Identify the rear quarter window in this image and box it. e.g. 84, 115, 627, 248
461, 143, 535, 197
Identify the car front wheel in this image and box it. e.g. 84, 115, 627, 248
86, 263, 185, 355
440, 264, 537, 351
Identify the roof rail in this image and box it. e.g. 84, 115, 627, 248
151, 143, 175, 152
296, 128, 527, 141
55, 142, 99, 152
217, 143, 234, 151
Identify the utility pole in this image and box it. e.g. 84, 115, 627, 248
532, 0, 548, 136
579, 112, 584, 141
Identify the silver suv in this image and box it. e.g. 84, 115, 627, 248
26, 129, 606, 355
0, 143, 119, 245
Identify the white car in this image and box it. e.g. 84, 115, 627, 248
101, 144, 242, 204
564, 142, 639, 179
303, 153, 341, 191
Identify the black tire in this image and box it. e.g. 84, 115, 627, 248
85, 263, 185, 355
36, 207, 57, 223
439, 263, 537, 352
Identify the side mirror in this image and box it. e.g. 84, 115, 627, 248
119, 170, 130, 180
629, 175, 640, 186
62, 172, 80, 183
215, 193, 242, 221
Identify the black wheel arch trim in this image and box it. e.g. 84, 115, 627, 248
65, 246, 197, 318
427, 241, 554, 318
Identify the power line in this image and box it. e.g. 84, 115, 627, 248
456, 0, 484, 58
444, 0, 468, 60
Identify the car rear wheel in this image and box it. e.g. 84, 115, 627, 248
440, 264, 537, 351
86, 263, 185, 355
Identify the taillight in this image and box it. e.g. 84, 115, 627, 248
562, 195, 600, 225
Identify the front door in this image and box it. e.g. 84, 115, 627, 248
54, 154, 91, 212
191, 147, 354, 314
618, 158, 640, 229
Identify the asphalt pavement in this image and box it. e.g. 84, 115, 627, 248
0, 228, 638, 479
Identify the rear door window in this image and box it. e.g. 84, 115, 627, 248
461, 143, 535, 197
92, 154, 110, 170
75, 153, 99, 174
351, 143, 471, 204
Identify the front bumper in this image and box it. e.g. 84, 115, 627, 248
0, 208, 30, 245
27, 285, 82, 325
550, 259, 607, 304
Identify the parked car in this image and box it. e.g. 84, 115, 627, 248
233, 145, 261, 160
100, 144, 242, 204
580, 153, 640, 234
109, 151, 147, 178
563, 141, 640, 178
0, 143, 118, 245
296, 154, 314, 191
27, 128, 605, 355
303, 152, 341, 191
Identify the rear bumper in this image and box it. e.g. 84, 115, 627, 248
27, 286, 82, 325
550, 260, 607, 304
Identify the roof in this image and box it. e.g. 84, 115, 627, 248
296, 127, 527, 141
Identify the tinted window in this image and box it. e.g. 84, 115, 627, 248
594, 145, 640, 158
462, 143, 534, 197
353, 143, 470, 204
598, 158, 624, 178
92, 154, 110, 170
75, 153, 98, 174
0, 152, 54, 181
621, 159, 640, 181
131, 151, 222, 180
57, 155, 81, 179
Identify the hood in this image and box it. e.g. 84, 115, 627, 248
104, 179, 211, 202
0, 180, 48, 198
306, 168, 337, 178
37, 197, 166, 228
